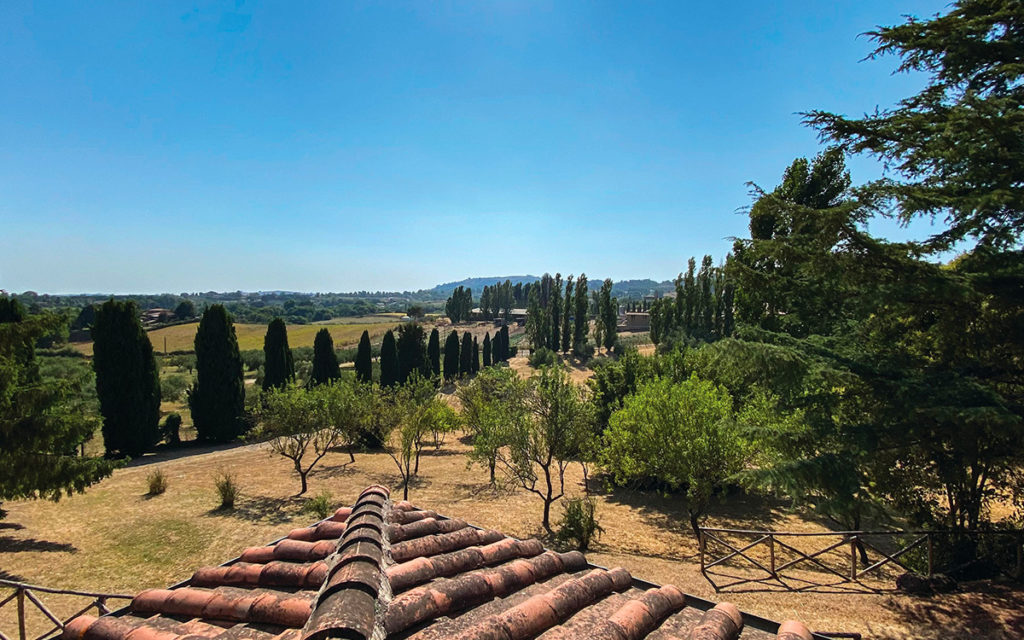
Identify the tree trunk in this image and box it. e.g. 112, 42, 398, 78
689, 510, 701, 541
299, 471, 308, 496
403, 478, 409, 501
348, 446, 355, 463
489, 457, 496, 484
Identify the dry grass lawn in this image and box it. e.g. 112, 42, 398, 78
3, 435, 1021, 640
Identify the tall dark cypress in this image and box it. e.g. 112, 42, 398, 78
472, 336, 480, 374
500, 326, 510, 361
482, 332, 492, 367
379, 330, 400, 387
262, 318, 294, 390
396, 322, 428, 384
310, 328, 340, 386
561, 276, 573, 352
443, 331, 459, 383
427, 328, 441, 378
573, 273, 589, 349
355, 330, 373, 383
190, 304, 246, 442
92, 299, 161, 457
460, 332, 473, 377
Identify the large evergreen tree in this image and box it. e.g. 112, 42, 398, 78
92, 299, 161, 457
396, 322, 429, 384
573, 273, 589, 349
427, 328, 441, 378
561, 276, 573, 352
379, 330, 400, 387
1, 298, 116, 509
310, 328, 340, 386
472, 336, 480, 374
482, 332, 492, 367
460, 332, 474, 377
190, 304, 246, 442
354, 330, 373, 383
443, 331, 460, 383
598, 278, 618, 351
262, 318, 294, 391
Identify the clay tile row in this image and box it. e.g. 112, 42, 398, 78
301, 489, 388, 640
450, 566, 633, 640
387, 516, 467, 542
571, 584, 687, 640
329, 506, 353, 522
129, 588, 313, 628
190, 561, 328, 589
386, 538, 545, 593
776, 620, 813, 640
287, 520, 347, 542
390, 526, 505, 563
681, 602, 744, 640
388, 508, 438, 525
384, 550, 587, 635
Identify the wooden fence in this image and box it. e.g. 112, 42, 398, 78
698, 528, 1024, 593
0, 580, 132, 640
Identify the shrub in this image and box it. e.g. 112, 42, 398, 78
146, 468, 168, 496
555, 497, 604, 551
528, 346, 557, 368
214, 471, 239, 510
161, 413, 182, 445
161, 374, 191, 402
303, 490, 333, 520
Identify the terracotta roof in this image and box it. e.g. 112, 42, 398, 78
62, 486, 823, 640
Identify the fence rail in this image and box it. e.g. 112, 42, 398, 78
698, 528, 1024, 593
0, 580, 132, 640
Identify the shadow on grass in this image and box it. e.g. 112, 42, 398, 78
0, 536, 77, 554
0, 522, 25, 531
879, 582, 1024, 640
0, 569, 27, 581
125, 440, 255, 468
204, 495, 307, 525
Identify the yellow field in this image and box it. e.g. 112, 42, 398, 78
71, 317, 400, 355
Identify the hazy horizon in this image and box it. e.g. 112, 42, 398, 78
2, 1, 950, 293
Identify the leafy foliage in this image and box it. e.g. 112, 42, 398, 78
262, 318, 295, 390
190, 305, 246, 442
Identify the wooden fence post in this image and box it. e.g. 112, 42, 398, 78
927, 534, 934, 578
16, 588, 26, 640
769, 534, 776, 577
699, 530, 705, 574
850, 536, 858, 581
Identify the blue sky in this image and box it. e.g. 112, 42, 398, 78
1, 1, 951, 294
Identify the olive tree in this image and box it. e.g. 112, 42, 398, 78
457, 366, 529, 485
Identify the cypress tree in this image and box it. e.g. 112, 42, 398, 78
460, 332, 473, 377
550, 273, 562, 350
396, 322, 428, 384
355, 330, 373, 383
482, 332, 492, 367
262, 318, 294, 391
499, 325, 510, 361
190, 304, 246, 442
427, 328, 441, 378
379, 330, 400, 387
443, 331, 459, 383
472, 336, 480, 374
561, 276, 573, 352
573, 273, 589, 349
92, 299, 161, 457
310, 328, 341, 386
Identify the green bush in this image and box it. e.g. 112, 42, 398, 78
303, 490, 333, 520
214, 471, 239, 510
146, 468, 168, 496
161, 374, 191, 402
555, 497, 604, 551
528, 347, 557, 368
161, 413, 182, 445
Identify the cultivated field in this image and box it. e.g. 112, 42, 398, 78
70, 316, 403, 356
3, 433, 1020, 640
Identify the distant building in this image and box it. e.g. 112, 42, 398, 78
618, 311, 650, 332
141, 308, 174, 325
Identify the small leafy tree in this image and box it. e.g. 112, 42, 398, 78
253, 386, 342, 495
354, 330, 373, 383
457, 366, 529, 484
319, 379, 371, 463
497, 366, 593, 533
174, 299, 196, 320
310, 328, 340, 386
602, 374, 748, 538
262, 318, 295, 391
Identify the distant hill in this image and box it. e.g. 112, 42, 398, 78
422, 275, 540, 297
422, 275, 673, 300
